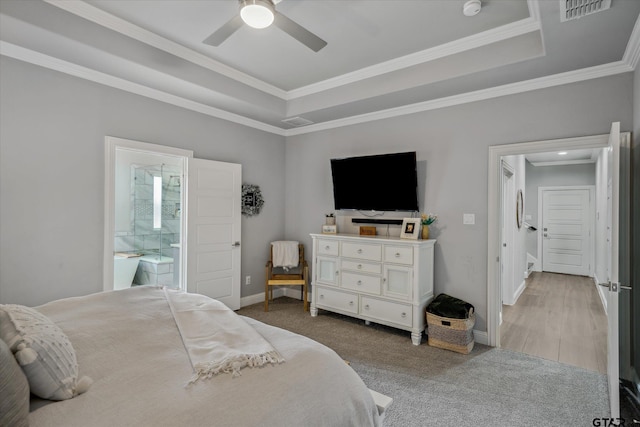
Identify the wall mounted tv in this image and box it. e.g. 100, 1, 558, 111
330, 151, 419, 212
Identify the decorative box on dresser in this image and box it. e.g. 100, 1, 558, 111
310, 233, 435, 345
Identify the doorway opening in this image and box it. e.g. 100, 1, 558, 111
103, 136, 193, 292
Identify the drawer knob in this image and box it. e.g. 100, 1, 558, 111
320, 294, 324, 299
325, 245, 330, 250
349, 301, 354, 306
357, 280, 362, 286
357, 249, 363, 254
357, 264, 362, 269
395, 253, 401, 257
364, 304, 370, 310
401, 312, 407, 318
335, 270, 339, 275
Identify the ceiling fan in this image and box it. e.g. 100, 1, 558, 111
203, 0, 327, 52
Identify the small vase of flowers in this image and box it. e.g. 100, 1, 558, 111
420, 213, 437, 239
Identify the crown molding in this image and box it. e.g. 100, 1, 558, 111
2, 39, 630, 138
45, 0, 541, 102
43, 0, 288, 99
623, 14, 640, 70
286, 16, 541, 99
0, 41, 287, 136
284, 60, 632, 136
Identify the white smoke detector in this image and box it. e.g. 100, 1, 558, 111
463, 0, 482, 17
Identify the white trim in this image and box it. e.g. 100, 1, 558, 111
0, 42, 287, 136
284, 61, 631, 136
103, 136, 193, 292
43, 0, 287, 99
528, 159, 596, 167
622, 14, 640, 70
593, 274, 608, 314
487, 134, 609, 347
287, 15, 542, 98
513, 280, 527, 305
473, 330, 489, 346
45, 0, 541, 101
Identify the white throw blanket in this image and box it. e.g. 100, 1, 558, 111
163, 289, 284, 383
271, 241, 299, 270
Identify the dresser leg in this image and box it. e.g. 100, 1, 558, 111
411, 330, 422, 346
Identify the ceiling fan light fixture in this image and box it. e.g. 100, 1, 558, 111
240, 0, 275, 29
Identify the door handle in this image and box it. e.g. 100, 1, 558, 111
232, 241, 241, 247
599, 282, 633, 292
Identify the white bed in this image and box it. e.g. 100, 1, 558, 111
2, 286, 383, 426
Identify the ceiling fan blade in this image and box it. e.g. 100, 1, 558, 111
203, 14, 244, 46
273, 12, 327, 52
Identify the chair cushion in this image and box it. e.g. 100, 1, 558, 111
0, 338, 29, 427
0, 304, 92, 401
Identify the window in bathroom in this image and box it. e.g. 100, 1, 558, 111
153, 175, 162, 229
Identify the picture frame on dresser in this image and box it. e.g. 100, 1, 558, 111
400, 218, 420, 239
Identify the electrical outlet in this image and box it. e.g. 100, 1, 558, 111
463, 213, 475, 225
245, 276, 251, 286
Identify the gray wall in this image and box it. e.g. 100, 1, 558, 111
285, 73, 633, 333
0, 57, 287, 306
524, 161, 596, 258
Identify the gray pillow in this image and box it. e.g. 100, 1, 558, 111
0, 304, 92, 401
0, 338, 29, 427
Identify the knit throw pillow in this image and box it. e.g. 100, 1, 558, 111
0, 338, 29, 427
0, 304, 92, 401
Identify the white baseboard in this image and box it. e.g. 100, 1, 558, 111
513, 279, 526, 304
593, 274, 607, 315
473, 330, 489, 346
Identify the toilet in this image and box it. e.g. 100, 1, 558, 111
113, 255, 141, 290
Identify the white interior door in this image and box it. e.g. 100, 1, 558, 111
603, 122, 620, 420
187, 158, 241, 310
541, 188, 591, 276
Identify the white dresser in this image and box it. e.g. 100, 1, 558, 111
310, 233, 435, 345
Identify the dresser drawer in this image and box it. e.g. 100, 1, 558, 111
384, 245, 413, 265
341, 272, 381, 294
360, 296, 412, 328
341, 242, 381, 261
316, 287, 358, 314
317, 239, 339, 256
340, 259, 381, 275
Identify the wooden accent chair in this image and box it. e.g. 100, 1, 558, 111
265, 243, 309, 312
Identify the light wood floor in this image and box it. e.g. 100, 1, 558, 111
501, 271, 607, 374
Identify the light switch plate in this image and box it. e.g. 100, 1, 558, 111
463, 213, 475, 225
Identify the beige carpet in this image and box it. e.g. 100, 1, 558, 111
238, 297, 610, 427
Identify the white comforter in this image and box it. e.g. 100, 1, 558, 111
29, 286, 381, 427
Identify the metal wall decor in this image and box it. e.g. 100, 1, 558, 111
241, 183, 264, 216
516, 189, 524, 229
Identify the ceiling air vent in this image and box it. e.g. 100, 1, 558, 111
282, 116, 314, 127
560, 0, 611, 22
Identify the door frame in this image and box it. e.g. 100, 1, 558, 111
487, 133, 610, 347
537, 185, 595, 276
103, 136, 193, 292
500, 160, 515, 307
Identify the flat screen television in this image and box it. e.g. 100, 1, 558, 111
330, 151, 419, 212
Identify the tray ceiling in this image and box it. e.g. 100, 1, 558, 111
1, 0, 639, 135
